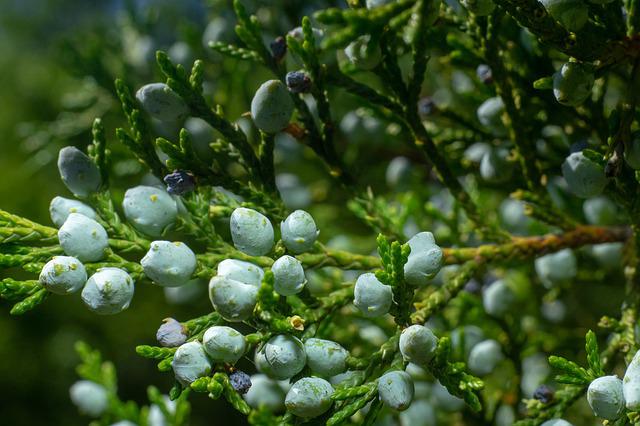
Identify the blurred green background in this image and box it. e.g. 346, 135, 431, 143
2, 1, 624, 424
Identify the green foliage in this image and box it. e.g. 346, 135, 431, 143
3, 0, 640, 424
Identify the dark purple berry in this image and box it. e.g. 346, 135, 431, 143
476, 64, 493, 84
286, 71, 312, 94
229, 370, 252, 394
533, 384, 555, 404
418, 97, 437, 117
156, 317, 187, 347
270, 37, 287, 61
164, 170, 195, 195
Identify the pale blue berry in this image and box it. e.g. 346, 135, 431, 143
202, 17, 235, 47
464, 143, 491, 163
304, 338, 348, 377
450, 325, 484, 358
413, 381, 433, 399
404, 232, 443, 286
480, 147, 512, 183
534, 249, 577, 288
541, 420, 573, 426
623, 349, 640, 410
272, 255, 306, 296
287, 27, 324, 48
217, 259, 264, 288
156, 318, 187, 347
148, 396, 175, 426
344, 36, 381, 70
285, 377, 334, 418
477, 97, 505, 134
57, 146, 101, 198
168, 41, 193, 69
522, 353, 552, 397
208, 276, 258, 322
141, 241, 197, 287
591, 242, 623, 269
476, 64, 493, 84
275, 173, 311, 210
386, 156, 412, 189
359, 325, 388, 346
69, 380, 108, 417
378, 371, 414, 411
135, 83, 189, 123
202, 325, 246, 363
184, 117, 215, 163
110, 422, 138, 426
432, 381, 465, 412
366, 0, 393, 8
540, 0, 588, 32
58, 213, 109, 262
39, 256, 87, 295
164, 278, 204, 305
399, 400, 436, 426
81, 267, 134, 315
329, 370, 363, 387
254, 346, 275, 377
495, 404, 516, 426
263, 334, 306, 380
172, 341, 212, 386
123, 186, 178, 237
353, 273, 393, 317
250, 80, 294, 133
399, 325, 438, 365
562, 152, 606, 199
230, 207, 275, 256
243, 374, 286, 412
541, 299, 567, 323
468, 339, 503, 376
500, 198, 533, 235
405, 363, 429, 380
280, 210, 319, 254
583, 196, 619, 226
482, 279, 516, 317
552, 62, 594, 106
587, 375, 624, 420
49, 196, 97, 227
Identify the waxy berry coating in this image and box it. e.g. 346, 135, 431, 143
81, 267, 134, 315
141, 241, 197, 287
378, 371, 414, 411
58, 213, 109, 263
49, 196, 97, 228
69, 380, 108, 417
57, 146, 102, 198
172, 341, 212, 386
250, 80, 294, 133
39, 256, 87, 295
230, 207, 275, 256
285, 377, 334, 418
203, 325, 246, 363
123, 185, 178, 237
